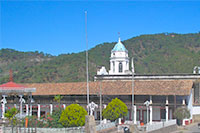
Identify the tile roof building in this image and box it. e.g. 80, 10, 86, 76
0, 37, 200, 125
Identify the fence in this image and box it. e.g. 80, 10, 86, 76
96, 122, 115, 131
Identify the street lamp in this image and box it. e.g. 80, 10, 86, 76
144, 100, 150, 124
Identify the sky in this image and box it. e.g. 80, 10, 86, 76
0, 1, 200, 55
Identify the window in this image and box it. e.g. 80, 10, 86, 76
113, 62, 115, 73
119, 62, 122, 73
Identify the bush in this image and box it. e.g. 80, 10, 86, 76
59, 104, 87, 127
46, 109, 63, 128
5, 107, 19, 125
174, 107, 190, 125
102, 98, 128, 121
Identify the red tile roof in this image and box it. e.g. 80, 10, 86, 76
0, 81, 25, 90
24, 80, 193, 96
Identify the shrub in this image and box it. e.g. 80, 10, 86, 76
59, 104, 87, 127
46, 109, 63, 128
5, 107, 19, 125
102, 98, 128, 121
174, 107, 190, 125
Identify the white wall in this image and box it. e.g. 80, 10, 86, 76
187, 89, 193, 119
153, 108, 160, 121
193, 106, 200, 115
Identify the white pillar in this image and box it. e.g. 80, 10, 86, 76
182, 99, 185, 105
147, 106, 149, 124
134, 105, 137, 124
166, 106, 169, 121
150, 96, 153, 125
30, 104, 32, 116
1, 103, 5, 119
26, 104, 29, 116
50, 104, 53, 115
110, 61, 113, 73
166, 96, 169, 122
150, 106, 153, 124
166, 96, 169, 105
63, 104, 66, 109
38, 104, 40, 119
119, 118, 122, 124
103, 104, 107, 124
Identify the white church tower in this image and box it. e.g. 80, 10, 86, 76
109, 37, 129, 75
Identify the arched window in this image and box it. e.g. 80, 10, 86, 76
119, 62, 122, 73
113, 61, 115, 73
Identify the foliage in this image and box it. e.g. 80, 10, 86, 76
46, 109, 64, 128
59, 104, 87, 127
102, 98, 128, 121
22, 110, 64, 128
1, 33, 200, 83
54, 95, 63, 104
5, 107, 19, 125
174, 107, 190, 121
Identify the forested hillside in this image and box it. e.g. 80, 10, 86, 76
1, 33, 200, 83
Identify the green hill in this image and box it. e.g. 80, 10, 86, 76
1, 33, 200, 83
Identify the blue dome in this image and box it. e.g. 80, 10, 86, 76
112, 38, 127, 52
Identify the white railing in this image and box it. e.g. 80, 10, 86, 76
146, 119, 176, 132
146, 122, 163, 132
164, 119, 176, 127
96, 122, 115, 131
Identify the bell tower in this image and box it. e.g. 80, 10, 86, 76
109, 37, 129, 75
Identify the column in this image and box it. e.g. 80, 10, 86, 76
182, 99, 185, 105
134, 105, 137, 124
166, 106, 169, 122
63, 104, 66, 109
110, 61, 113, 73
50, 104, 53, 115
166, 96, 169, 121
1, 95, 7, 119
30, 104, 32, 116
38, 104, 40, 119
1, 103, 5, 119
26, 104, 29, 116
150, 96, 153, 125
103, 104, 107, 124
150, 106, 153, 124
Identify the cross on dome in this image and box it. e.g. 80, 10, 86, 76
111, 34, 127, 52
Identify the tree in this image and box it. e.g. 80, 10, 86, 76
59, 104, 87, 127
5, 107, 19, 125
102, 98, 128, 121
53, 95, 63, 109
174, 107, 190, 125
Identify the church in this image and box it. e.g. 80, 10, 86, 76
0, 37, 200, 125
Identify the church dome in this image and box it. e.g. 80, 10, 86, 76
112, 38, 128, 52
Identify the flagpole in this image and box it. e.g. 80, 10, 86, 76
131, 57, 135, 123
85, 11, 90, 114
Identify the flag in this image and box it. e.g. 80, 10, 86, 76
132, 57, 135, 73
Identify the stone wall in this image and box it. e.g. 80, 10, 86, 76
193, 114, 200, 122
